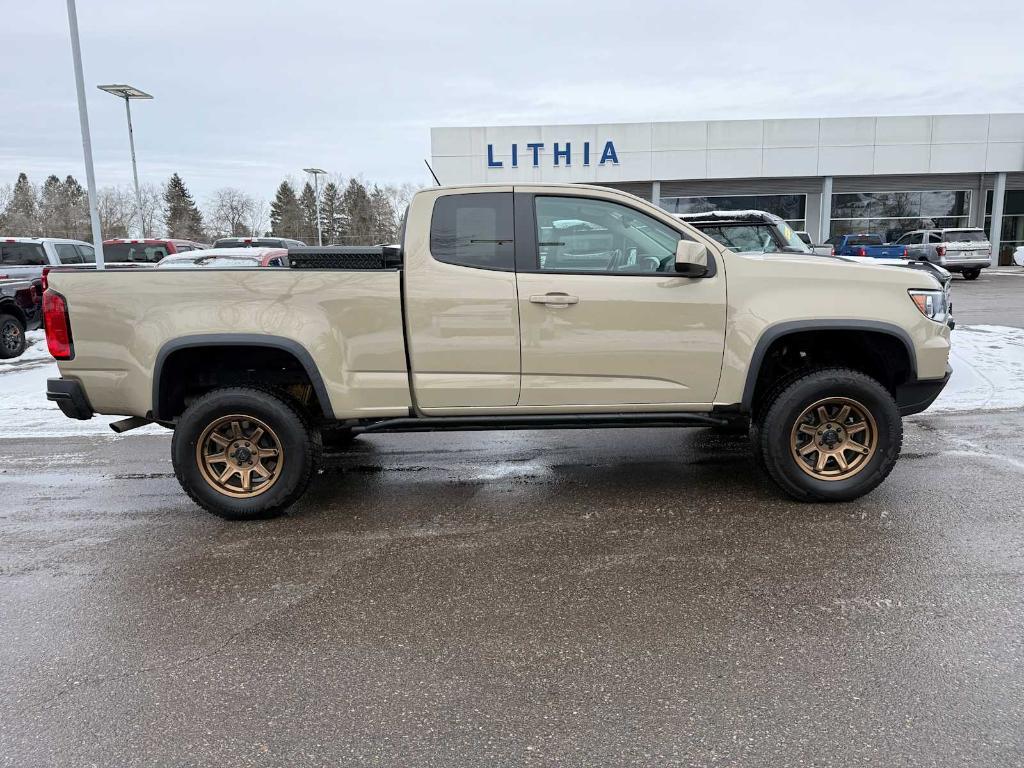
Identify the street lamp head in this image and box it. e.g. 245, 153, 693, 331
303, 168, 327, 175
97, 84, 153, 99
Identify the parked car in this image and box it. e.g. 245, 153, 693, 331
156, 248, 289, 269
0, 277, 41, 358
675, 210, 812, 254
893, 228, 992, 280
211, 236, 306, 249
0, 237, 97, 282
102, 238, 209, 264
826, 234, 908, 260
45, 183, 952, 519
681, 212, 952, 314
794, 230, 835, 257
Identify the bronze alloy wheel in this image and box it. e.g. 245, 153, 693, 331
195, 414, 284, 498
789, 397, 878, 482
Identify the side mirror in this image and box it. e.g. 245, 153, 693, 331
675, 240, 709, 277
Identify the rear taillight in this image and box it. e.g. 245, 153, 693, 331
41, 266, 50, 290
829, 247, 835, 257
857, 246, 867, 256
43, 289, 74, 360
936, 245, 946, 257
902, 247, 909, 259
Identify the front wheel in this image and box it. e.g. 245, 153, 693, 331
961, 268, 981, 280
171, 387, 321, 519
757, 368, 902, 502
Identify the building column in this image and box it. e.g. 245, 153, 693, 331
819, 176, 833, 241
990, 172, 1006, 265
969, 174, 987, 227
805, 194, 822, 243
651, 181, 661, 207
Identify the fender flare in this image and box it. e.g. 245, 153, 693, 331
152, 334, 334, 420
740, 319, 918, 412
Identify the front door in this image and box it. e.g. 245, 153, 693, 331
515, 192, 727, 408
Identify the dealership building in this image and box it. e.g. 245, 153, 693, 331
431, 113, 1024, 264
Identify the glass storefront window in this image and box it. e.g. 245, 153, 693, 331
830, 190, 971, 242
985, 190, 1024, 265
660, 194, 805, 231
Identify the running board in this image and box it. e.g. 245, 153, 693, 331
353, 412, 728, 435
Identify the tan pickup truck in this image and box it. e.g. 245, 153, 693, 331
43, 183, 952, 519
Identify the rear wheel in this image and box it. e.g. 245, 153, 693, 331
0, 313, 26, 359
757, 368, 902, 502
171, 387, 321, 519
962, 268, 981, 280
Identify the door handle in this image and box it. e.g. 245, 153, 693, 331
529, 293, 579, 306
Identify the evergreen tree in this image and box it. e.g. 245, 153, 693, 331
319, 182, 343, 244
39, 175, 64, 236
340, 179, 373, 244
299, 182, 319, 244
369, 184, 398, 244
163, 173, 205, 240
270, 180, 304, 239
3, 173, 39, 235
61, 175, 90, 240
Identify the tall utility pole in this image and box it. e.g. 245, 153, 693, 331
99, 85, 153, 238
303, 168, 327, 246
65, 0, 105, 268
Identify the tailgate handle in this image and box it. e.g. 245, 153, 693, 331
530, 292, 579, 306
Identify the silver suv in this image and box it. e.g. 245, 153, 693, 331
894, 228, 991, 280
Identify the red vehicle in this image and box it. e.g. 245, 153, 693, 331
102, 238, 210, 264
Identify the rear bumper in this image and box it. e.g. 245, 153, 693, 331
46, 377, 93, 420
940, 257, 991, 269
895, 365, 952, 416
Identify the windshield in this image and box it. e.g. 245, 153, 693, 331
103, 243, 168, 263
943, 230, 987, 242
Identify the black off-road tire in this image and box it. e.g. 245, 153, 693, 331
961, 268, 981, 281
757, 368, 902, 502
171, 386, 321, 520
0, 313, 26, 359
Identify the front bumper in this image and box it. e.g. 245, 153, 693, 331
46, 378, 93, 420
894, 365, 952, 416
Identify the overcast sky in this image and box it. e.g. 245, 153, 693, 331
1, 0, 1022, 201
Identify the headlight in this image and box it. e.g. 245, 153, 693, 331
909, 289, 947, 321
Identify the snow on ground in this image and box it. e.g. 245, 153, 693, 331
929, 324, 1024, 413
2, 326, 1023, 439
0, 331, 165, 439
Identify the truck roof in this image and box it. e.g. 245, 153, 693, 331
1, 236, 92, 245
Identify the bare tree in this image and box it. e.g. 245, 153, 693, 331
205, 187, 260, 239
247, 198, 269, 237
97, 186, 136, 239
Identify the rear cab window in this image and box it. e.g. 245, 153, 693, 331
103, 243, 169, 263
847, 235, 883, 246
429, 193, 514, 270
0, 243, 47, 266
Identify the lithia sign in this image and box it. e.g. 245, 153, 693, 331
487, 140, 619, 168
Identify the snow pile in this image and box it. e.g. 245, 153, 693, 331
2, 327, 1024, 439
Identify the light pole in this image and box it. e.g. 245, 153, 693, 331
98, 84, 152, 238
64, 0, 105, 268
303, 168, 327, 246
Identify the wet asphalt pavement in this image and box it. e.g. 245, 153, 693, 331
2, 410, 1023, 767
